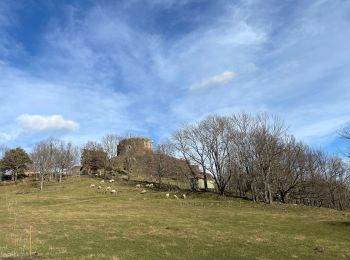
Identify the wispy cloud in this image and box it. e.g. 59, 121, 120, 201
0, 0, 349, 153
190, 70, 236, 91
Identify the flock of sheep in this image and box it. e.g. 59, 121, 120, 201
89, 179, 187, 199
90, 179, 117, 194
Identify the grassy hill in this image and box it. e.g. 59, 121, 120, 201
0, 176, 349, 259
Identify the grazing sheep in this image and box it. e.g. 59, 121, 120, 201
140, 189, 147, 194
145, 184, 150, 187
182, 194, 186, 199
166, 193, 170, 198
98, 185, 102, 189
109, 179, 115, 183
100, 180, 105, 183
90, 184, 95, 188
106, 186, 111, 190
149, 183, 154, 188
173, 195, 179, 199
136, 184, 141, 188
110, 189, 116, 194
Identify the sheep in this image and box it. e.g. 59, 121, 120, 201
135, 184, 141, 188
165, 193, 170, 198
140, 189, 147, 194
182, 194, 186, 199
173, 195, 179, 199
106, 186, 111, 191
149, 183, 154, 188
90, 184, 95, 188
110, 189, 117, 194
109, 179, 115, 183
100, 180, 105, 183
98, 185, 102, 189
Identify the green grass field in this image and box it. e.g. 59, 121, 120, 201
0, 176, 349, 259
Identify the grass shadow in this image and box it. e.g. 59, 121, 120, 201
324, 221, 350, 227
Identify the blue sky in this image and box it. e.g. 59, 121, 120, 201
0, 0, 349, 154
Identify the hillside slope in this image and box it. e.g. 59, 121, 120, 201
0, 176, 349, 259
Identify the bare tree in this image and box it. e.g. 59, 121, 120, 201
31, 139, 57, 191
250, 113, 286, 204
201, 115, 235, 195
153, 143, 174, 188
229, 113, 258, 201
56, 141, 79, 182
172, 130, 199, 190
273, 136, 306, 203
324, 156, 348, 210
173, 124, 210, 190
101, 134, 121, 173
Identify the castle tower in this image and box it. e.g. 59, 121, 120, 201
117, 137, 153, 156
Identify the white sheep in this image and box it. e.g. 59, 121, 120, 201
182, 194, 186, 199
110, 189, 116, 194
166, 193, 170, 198
106, 186, 111, 190
173, 195, 179, 199
136, 184, 141, 188
140, 189, 147, 194
149, 183, 154, 188
90, 184, 95, 188
100, 180, 105, 183
109, 179, 115, 183
98, 185, 102, 189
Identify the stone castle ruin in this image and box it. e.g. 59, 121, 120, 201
116, 136, 215, 190
117, 137, 153, 156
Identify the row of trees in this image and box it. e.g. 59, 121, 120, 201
0, 139, 79, 191
31, 139, 79, 190
172, 113, 350, 210
1, 113, 349, 210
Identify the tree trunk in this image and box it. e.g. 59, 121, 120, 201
264, 182, 269, 203
40, 174, 44, 191
280, 191, 286, 203
267, 183, 273, 204
251, 183, 256, 202
203, 172, 208, 192
219, 183, 225, 195
158, 176, 162, 189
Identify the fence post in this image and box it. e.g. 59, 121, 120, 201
29, 225, 32, 257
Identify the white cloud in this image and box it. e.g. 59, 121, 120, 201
17, 114, 79, 132
190, 70, 236, 91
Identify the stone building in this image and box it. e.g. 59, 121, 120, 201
117, 137, 153, 156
